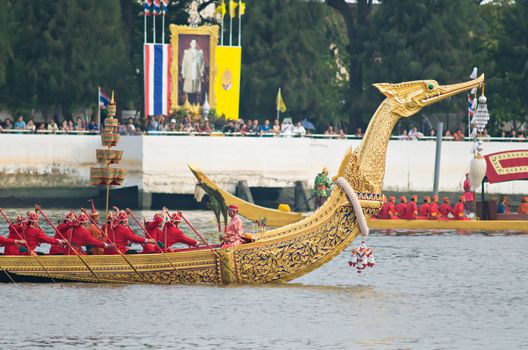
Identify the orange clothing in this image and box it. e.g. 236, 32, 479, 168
451, 202, 465, 220
87, 223, 105, 255
519, 202, 528, 214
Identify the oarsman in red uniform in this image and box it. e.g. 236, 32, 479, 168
418, 196, 431, 217
220, 205, 245, 247
4, 216, 28, 255
104, 211, 155, 254
142, 212, 165, 254
377, 196, 397, 219
451, 196, 467, 220
428, 195, 441, 219
395, 196, 408, 218
12, 212, 66, 255
57, 213, 113, 255
0, 235, 25, 249
159, 212, 200, 251
49, 211, 77, 255
439, 197, 453, 218
405, 195, 419, 220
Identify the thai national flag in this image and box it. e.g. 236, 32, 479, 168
144, 43, 171, 117
153, 0, 160, 16
162, 0, 169, 15
99, 88, 111, 109
144, 0, 152, 16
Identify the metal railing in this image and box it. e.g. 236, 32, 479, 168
2, 128, 526, 141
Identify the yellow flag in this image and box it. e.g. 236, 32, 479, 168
229, 0, 238, 18
214, 0, 226, 18
239, 1, 246, 16
276, 88, 286, 113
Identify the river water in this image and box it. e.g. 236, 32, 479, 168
0, 209, 527, 349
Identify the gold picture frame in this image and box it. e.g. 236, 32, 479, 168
169, 24, 219, 113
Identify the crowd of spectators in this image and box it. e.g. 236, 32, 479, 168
2, 114, 527, 141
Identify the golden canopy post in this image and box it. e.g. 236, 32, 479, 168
90, 92, 127, 251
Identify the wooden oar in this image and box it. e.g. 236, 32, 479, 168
80, 208, 148, 283
0, 208, 55, 283
36, 206, 102, 282
125, 208, 189, 284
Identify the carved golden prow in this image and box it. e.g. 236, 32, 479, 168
353, 74, 485, 194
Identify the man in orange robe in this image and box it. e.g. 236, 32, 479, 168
395, 196, 407, 218
428, 195, 441, 219
86, 203, 105, 255
439, 197, 453, 218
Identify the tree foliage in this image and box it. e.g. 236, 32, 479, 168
0, 0, 526, 132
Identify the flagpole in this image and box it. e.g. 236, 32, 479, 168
153, 14, 156, 44
229, 13, 233, 46
144, 10, 147, 43
162, 14, 165, 44
221, 12, 224, 45
97, 86, 101, 130
238, 1, 242, 47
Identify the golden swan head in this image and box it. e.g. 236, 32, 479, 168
373, 74, 485, 117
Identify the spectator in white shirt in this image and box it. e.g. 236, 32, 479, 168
292, 121, 306, 137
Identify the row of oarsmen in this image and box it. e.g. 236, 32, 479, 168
375, 195, 468, 220
0, 208, 204, 256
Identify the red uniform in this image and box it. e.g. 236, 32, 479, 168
49, 222, 74, 255
60, 225, 107, 255
104, 224, 147, 254
451, 202, 466, 220
20, 225, 61, 254
378, 202, 397, 219
463, 178, 475, 202
428, 202, 441, 219
418, 203, 430, 217
439, 203, 453, 218
0, 236, 16, 246
395, 202, 407, 218
159, 222, 197, 250
405, 201, 418, 220
4, 224, 26, 255
142, 220, 162, 254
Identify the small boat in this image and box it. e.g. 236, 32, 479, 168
0, 75, 484, 284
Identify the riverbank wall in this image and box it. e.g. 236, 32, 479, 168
1, 134, 527, 208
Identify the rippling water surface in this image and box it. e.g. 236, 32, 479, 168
0, 209, 527, 349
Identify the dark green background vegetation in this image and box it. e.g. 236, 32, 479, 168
0, 0, 526, 133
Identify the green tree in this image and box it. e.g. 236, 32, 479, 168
0, 0, 13, 88
240, 0, 346, 130
484, 0, 528, 133
2, 0, 133, 119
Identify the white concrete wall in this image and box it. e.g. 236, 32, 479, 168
1, 134, 527, 194
0, 134, 142, 189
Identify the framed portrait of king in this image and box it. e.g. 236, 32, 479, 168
169, 24, 219, 112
